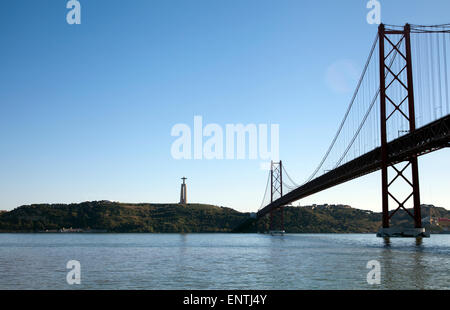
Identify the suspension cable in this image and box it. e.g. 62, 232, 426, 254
334, 35, 402, 168
282, 165, 299, 187
304, 34, 379, 183
259, 170, 271, 210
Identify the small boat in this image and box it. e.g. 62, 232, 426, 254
269, 230, 285, 236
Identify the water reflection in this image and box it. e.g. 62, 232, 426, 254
175, 234, 189, 285
415, 237, 423, 247
411, 247, 427, 289
380, 237, 429, 289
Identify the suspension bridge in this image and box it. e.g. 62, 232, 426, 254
257, 23, 450, 237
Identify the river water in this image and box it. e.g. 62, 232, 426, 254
0, 233, 448, 290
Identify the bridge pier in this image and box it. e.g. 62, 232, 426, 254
268, 161, 285, 235
377, 227, 429, 238
378, 23, 423, 235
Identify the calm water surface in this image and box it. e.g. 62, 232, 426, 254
0, 233, 448, 289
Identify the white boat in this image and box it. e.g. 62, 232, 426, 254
269, 230, 285, 236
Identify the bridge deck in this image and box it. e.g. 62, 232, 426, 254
257, 115, 450, 218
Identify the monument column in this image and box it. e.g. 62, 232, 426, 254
180, 177, 187, 204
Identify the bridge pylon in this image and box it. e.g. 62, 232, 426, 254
378, 23, 425, 237
269, 161, 285, 234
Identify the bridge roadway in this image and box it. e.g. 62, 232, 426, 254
257, 114, 450, 218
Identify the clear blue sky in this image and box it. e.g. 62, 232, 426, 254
0, 0, 449, 212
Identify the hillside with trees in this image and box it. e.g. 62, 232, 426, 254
0, 201, 448, 233
0, 201, 249, 233
236, 204, 450, 233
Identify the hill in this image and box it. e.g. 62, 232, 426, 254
0, 201, 448, 233
236, 204, 450, 233
0, 201, 250, 233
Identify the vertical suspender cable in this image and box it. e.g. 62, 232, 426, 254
437, 33, 443, 117
443, 32, 449, 115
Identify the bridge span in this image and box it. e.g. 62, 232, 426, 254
257, 114, 450, 218
257, 23, 450, 237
